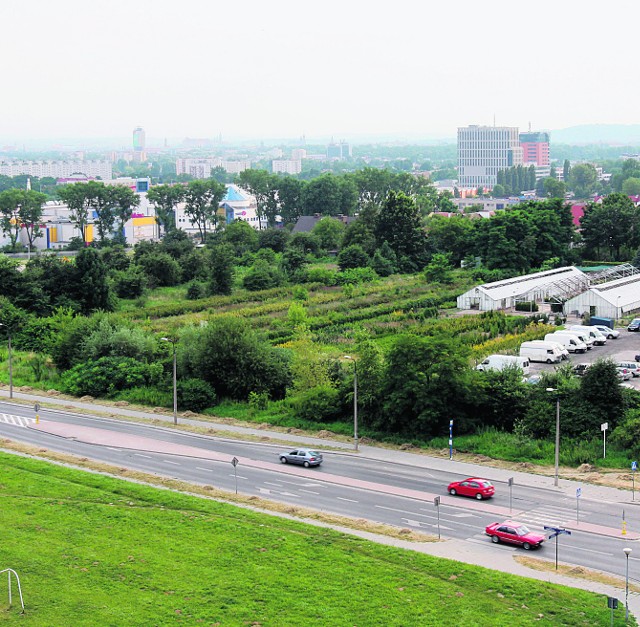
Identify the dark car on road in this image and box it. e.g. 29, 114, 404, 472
628, 319, 640, 332
279, 449, 323, 467
485, 520, 545, 550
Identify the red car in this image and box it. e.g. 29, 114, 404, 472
447, 477, 495, 500
485, 520, 545, 550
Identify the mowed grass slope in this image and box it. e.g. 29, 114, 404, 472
0, 452, 628, 626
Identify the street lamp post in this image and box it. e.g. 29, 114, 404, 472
161, 337, 178, 425
624, 547, 632, 623
344, 356, 359, 451
0, 324, 13, 399
547, 388, 560, 487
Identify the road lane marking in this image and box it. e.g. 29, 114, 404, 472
299, 489, 320, 495
134, 453, 152, 458
196, 467, 211, 472
573, 547, 612, 557
264, 482, 284, 487
336, 497, 358, 502
228, 474, 248, 479
163, 460, 180, 465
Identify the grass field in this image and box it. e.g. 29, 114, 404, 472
0, 451, 632, 626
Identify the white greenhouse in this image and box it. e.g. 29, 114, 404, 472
564, 274, 640, 319
456, 266, 590, 312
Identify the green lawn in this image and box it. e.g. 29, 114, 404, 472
0, 452, 631, 625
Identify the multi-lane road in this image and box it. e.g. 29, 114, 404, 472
0, 399, 638, 580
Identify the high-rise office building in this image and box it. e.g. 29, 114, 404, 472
327, 141, 351, 160
457, 125, 522, 189
132, 127, 146, 162
519, 131, 550, 166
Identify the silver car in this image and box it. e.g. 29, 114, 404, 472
279, 449, 323, 467
619, 362, 640, 378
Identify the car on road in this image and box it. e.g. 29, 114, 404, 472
594, 324, 620, 339
573, 363, 591, 377
485, 520, 545, 550
628, 319, 640, 332
617, 367, 633, 381
279, 448, 323, 467
619, 362, 640, 378
447, 477, 495, 500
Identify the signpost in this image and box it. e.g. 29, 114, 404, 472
633, 461, 637, 502
576, 487, 582, 523
231, 457, 239, 494
34, 402, 40, 425
601, 422, 608, 458
433, 496, 441, 539
544, 525, 572, 570
607, 596, 618, 627
508, 477, 514, 514
449, 420, 453, 460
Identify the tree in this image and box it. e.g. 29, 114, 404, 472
236, 169, 277, 228
425, 215, 474, 265
622, 177, 640, 196
74, 248, 114, 314
109, 185, 140, 237
147, 184, 184, 235
135, 252, 182, 287
242, 260, 283, 291
57, 182, 93, 245
0, 189, 46, 250
491, 184, 505, 198
568, 163, 598, 198
423, 252, 452, 283
274, 176, 306, 225
374, 191, 428, 271
183, 179, 227, 243
543, 177, 566, 199
82, 181, 115, 244
258, 228, 290, 252
208, 243, 235, 295
563, 159, 571, 183
222, 219, 259, 256
302, 173, 344, 216
312, 217, 345, 251
338, 244, 369, 270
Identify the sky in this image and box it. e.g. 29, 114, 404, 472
2, 0, 639, 144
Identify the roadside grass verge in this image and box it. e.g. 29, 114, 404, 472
0, 449, 631, 626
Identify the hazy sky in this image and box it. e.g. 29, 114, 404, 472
2, 0, 638, 143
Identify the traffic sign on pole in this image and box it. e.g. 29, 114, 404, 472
449, 420, 453, 460
434, 496, 441, 539
544, 526, 571, 570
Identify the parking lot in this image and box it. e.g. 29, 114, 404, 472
527, 317, 640, 389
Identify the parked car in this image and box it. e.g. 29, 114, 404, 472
593, 324, 620, 339
617, 367, 633, 381
628, 319, 640, 332
447, 478, 495, 500
636, 355, 640, 363
524, 375, 542, 385
619, 362, 640, 378
279, 449, 323, 467
476, 355, 530, 375
485, 520, 545, 550
573, 363, 591, 377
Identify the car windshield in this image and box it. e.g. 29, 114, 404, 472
515, 526, 530, 536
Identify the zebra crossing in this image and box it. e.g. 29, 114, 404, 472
0, 413, 35, 428
516, 504, 576, 528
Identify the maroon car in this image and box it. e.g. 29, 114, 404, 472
447, 477, 495, 500
485, 520, 545, 550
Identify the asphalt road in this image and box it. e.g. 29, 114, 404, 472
0, 400, 639, 582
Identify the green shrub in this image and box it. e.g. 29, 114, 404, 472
303, 267, 337, 286
136, 253, 182, 287
515, 301, 538, 312
242, 261, 284, 291
186, 281, 207, 300
177, 378, 216, 412
289, 385, 341, 422
336, 267, 378, 285
338, 245, 369, 270
112, 266, 147, 299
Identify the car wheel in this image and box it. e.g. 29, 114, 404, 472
475, 493, 483, 500
449, 488, 457, 496
491, 535, 499, 544
303, 461, 310, 468
522, 542, 532, 550
280, 457, 287, 464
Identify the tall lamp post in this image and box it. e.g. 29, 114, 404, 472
547, 388, 560, 487
344, 355, 358, 451
161, 337, 178, 425
0, 323, 13, 399
624, 547, 632, 623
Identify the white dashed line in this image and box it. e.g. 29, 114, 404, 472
336, 497, 359, 503
163, 460, 180, 465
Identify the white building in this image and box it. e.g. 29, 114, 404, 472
0, 160, 113, 180
291, 148, 307, 161
221, 160, 251, 174
457, 125, 522, 189
175, 158, 222, 178
457, 266, 589, 311
564, 273, 640, 319
272, 160, 302, 175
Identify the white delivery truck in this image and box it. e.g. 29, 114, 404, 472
562, 329, 593, 350
476, 355, 530, 375
546, 332, 588, 354
528, 339, 569, 360
568, 325, 607, 346
519, 341, 563, 364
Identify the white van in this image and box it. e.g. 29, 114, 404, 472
545, 332, 588, 354
519, 341, 563, 364
568, 325, 607, 346
562, 329, 593, 350
529, 339, 569, 360
476, 355, 530, 375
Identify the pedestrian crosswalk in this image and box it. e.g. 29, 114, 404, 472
516, 504, 575, 528
0, 413, 35, 428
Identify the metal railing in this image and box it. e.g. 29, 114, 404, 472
0, 568, 24, 613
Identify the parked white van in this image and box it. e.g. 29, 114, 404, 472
529, 339, 569, 360
568, 325, 607, 346
545, 332, 588, 354
519, 341, 563, 364
476, 355, 530, 375
562, 329, 593, 350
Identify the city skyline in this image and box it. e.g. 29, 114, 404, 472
1, 0, 639, 142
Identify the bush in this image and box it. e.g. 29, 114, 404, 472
338, 245, 370, 270
136, 253, 182, 287
112, 266, 147, 299
515, 301, 539, 312
242, 261, 283, 291
289, 385, 341, 422
302, 267, 337, 286
61, 357, 163, 398
186, 281, 207, 300
336, 267, 379, 285
177, 378, 216, 412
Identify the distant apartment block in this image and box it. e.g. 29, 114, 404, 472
0, 160, 113, 180
327, 141, 352, 160
272, 160, 302, 175
519, 131, 550, 166
132, 126, 146, 162
457, 126, 522, 189
291, 148, 307, 161
175, 158, 252, 177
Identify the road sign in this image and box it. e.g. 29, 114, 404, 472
231, 457, 239, 467
607, 597, 618, 609
544, 525, 572, 539
34, 403, 40, 413
601, 422, 608, 432
576, 487, 582, 498
633, 461, 638, 471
